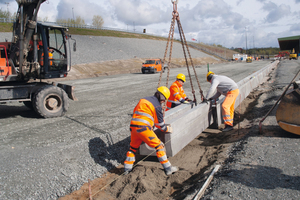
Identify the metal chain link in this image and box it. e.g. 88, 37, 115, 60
177, 20, 204, 102
159, 0, 204, 113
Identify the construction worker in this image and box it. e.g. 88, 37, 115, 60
166, 73, 191, 110
124, 86, 179, 176
205, 71, 239, 132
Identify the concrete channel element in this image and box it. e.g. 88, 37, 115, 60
139, 61, 279, 157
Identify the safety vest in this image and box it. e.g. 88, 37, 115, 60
40, 51, 53, 66
130, 96, 166, 131
166, 80, 187, 110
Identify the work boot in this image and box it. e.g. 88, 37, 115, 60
165, 166, 179, 176
223, 125, 233, 132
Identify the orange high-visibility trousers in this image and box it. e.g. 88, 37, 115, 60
124, 125, 171, 172
222, 89, 239, 126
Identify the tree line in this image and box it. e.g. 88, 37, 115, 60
0, 9, 104, 28
231, 47, 281, 56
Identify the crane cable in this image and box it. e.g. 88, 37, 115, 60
157, 0, 204, 113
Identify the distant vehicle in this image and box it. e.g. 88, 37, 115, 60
141, 59, 166, 74
289, 48, 298, 60
246, 57, 252, 63
233, 54, 247, 61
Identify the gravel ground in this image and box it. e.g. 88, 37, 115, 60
1, 31, 299, 199
201, 60, 300, 200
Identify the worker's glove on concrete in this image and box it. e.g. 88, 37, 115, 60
185, 98, 192, 102
202, 98, 209, 104
183, 101, 190, 104
166, 125, 173, 133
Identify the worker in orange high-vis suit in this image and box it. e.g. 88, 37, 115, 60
124, 86, 179, 176
205, 71, 239, 132
166, 73, 191, 111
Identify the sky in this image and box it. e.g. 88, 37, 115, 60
1, 0, 300, 49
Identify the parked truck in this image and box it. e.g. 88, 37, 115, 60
141, 59, 167, 74
0, 0, 77, 118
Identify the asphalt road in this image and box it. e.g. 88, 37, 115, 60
0, 60, 276, 199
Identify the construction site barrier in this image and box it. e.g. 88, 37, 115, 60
139, 60, 279, 157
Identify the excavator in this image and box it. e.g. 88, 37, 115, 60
259, 69, 300, 135
276, 80, 300, 135
0, 0, 77, 118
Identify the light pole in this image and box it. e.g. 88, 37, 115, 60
5, 2, 9, 22
133, 21, 135, 32
245, 27, 248, 55
72, 7, 75, 22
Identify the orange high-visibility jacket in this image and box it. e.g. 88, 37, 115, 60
130, 96, 167, 132
166, 80, 187, 110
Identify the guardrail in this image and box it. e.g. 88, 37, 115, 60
139, 60, 279, 157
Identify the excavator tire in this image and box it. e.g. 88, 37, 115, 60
33, 85, 69, 118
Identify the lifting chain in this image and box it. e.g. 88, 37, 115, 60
158, 0, 204, 112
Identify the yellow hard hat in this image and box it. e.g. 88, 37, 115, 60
176, 73, 186, 82
157, 86, 170, 100
206, 71, 215, 82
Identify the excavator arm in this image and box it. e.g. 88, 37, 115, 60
10, 0, 46, 78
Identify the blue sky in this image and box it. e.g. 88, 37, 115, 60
1, 0, 300, 49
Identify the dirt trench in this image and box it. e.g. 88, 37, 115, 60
60, 85, 264, 200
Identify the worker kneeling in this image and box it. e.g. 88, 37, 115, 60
166, 73, 191, 111
124, 86, 178, 176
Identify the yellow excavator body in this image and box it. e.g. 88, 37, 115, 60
276, 83, 300, 135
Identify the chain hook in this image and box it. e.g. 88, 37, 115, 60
171, 0, 179, 18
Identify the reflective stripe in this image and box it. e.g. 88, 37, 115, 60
124, 164, 133, 170
126, 157, 135, 162
167, 107, 172, 109
162, 161, 171, 169
134, 111, 154, 121
131, 118, 151, 126
155, 122, 165, 126
224, 119, 233, 122
223, 115, 231, 117
158, 155, 168, 162
167, 100, 180, 104
173, 92, 179, 96
179, 98, 183, 101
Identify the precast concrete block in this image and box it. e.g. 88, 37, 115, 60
139, 102, 213, 157
139, 60, 279, 157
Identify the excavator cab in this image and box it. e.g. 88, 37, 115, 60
36, 22, 70, 79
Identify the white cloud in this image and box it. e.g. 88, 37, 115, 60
1, 0, 300, 48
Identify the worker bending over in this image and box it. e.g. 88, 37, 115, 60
205, 71, 239, 132
166, 73, 190, 110
124, 86, 178, 176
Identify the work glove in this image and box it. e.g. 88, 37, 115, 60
202, 98, 208, 103
166, 125, 173, 133
183, 101, 190, 104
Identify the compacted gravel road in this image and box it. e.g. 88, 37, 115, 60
1, 32, 299, 200
0, 52, 274, 199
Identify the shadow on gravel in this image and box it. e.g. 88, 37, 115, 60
88, 137, 130, 170
220, 164, 300, 191
0, 105, 40, 119
66, 116, 130, 171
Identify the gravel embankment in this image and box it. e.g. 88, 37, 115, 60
0, 33, 218, 66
